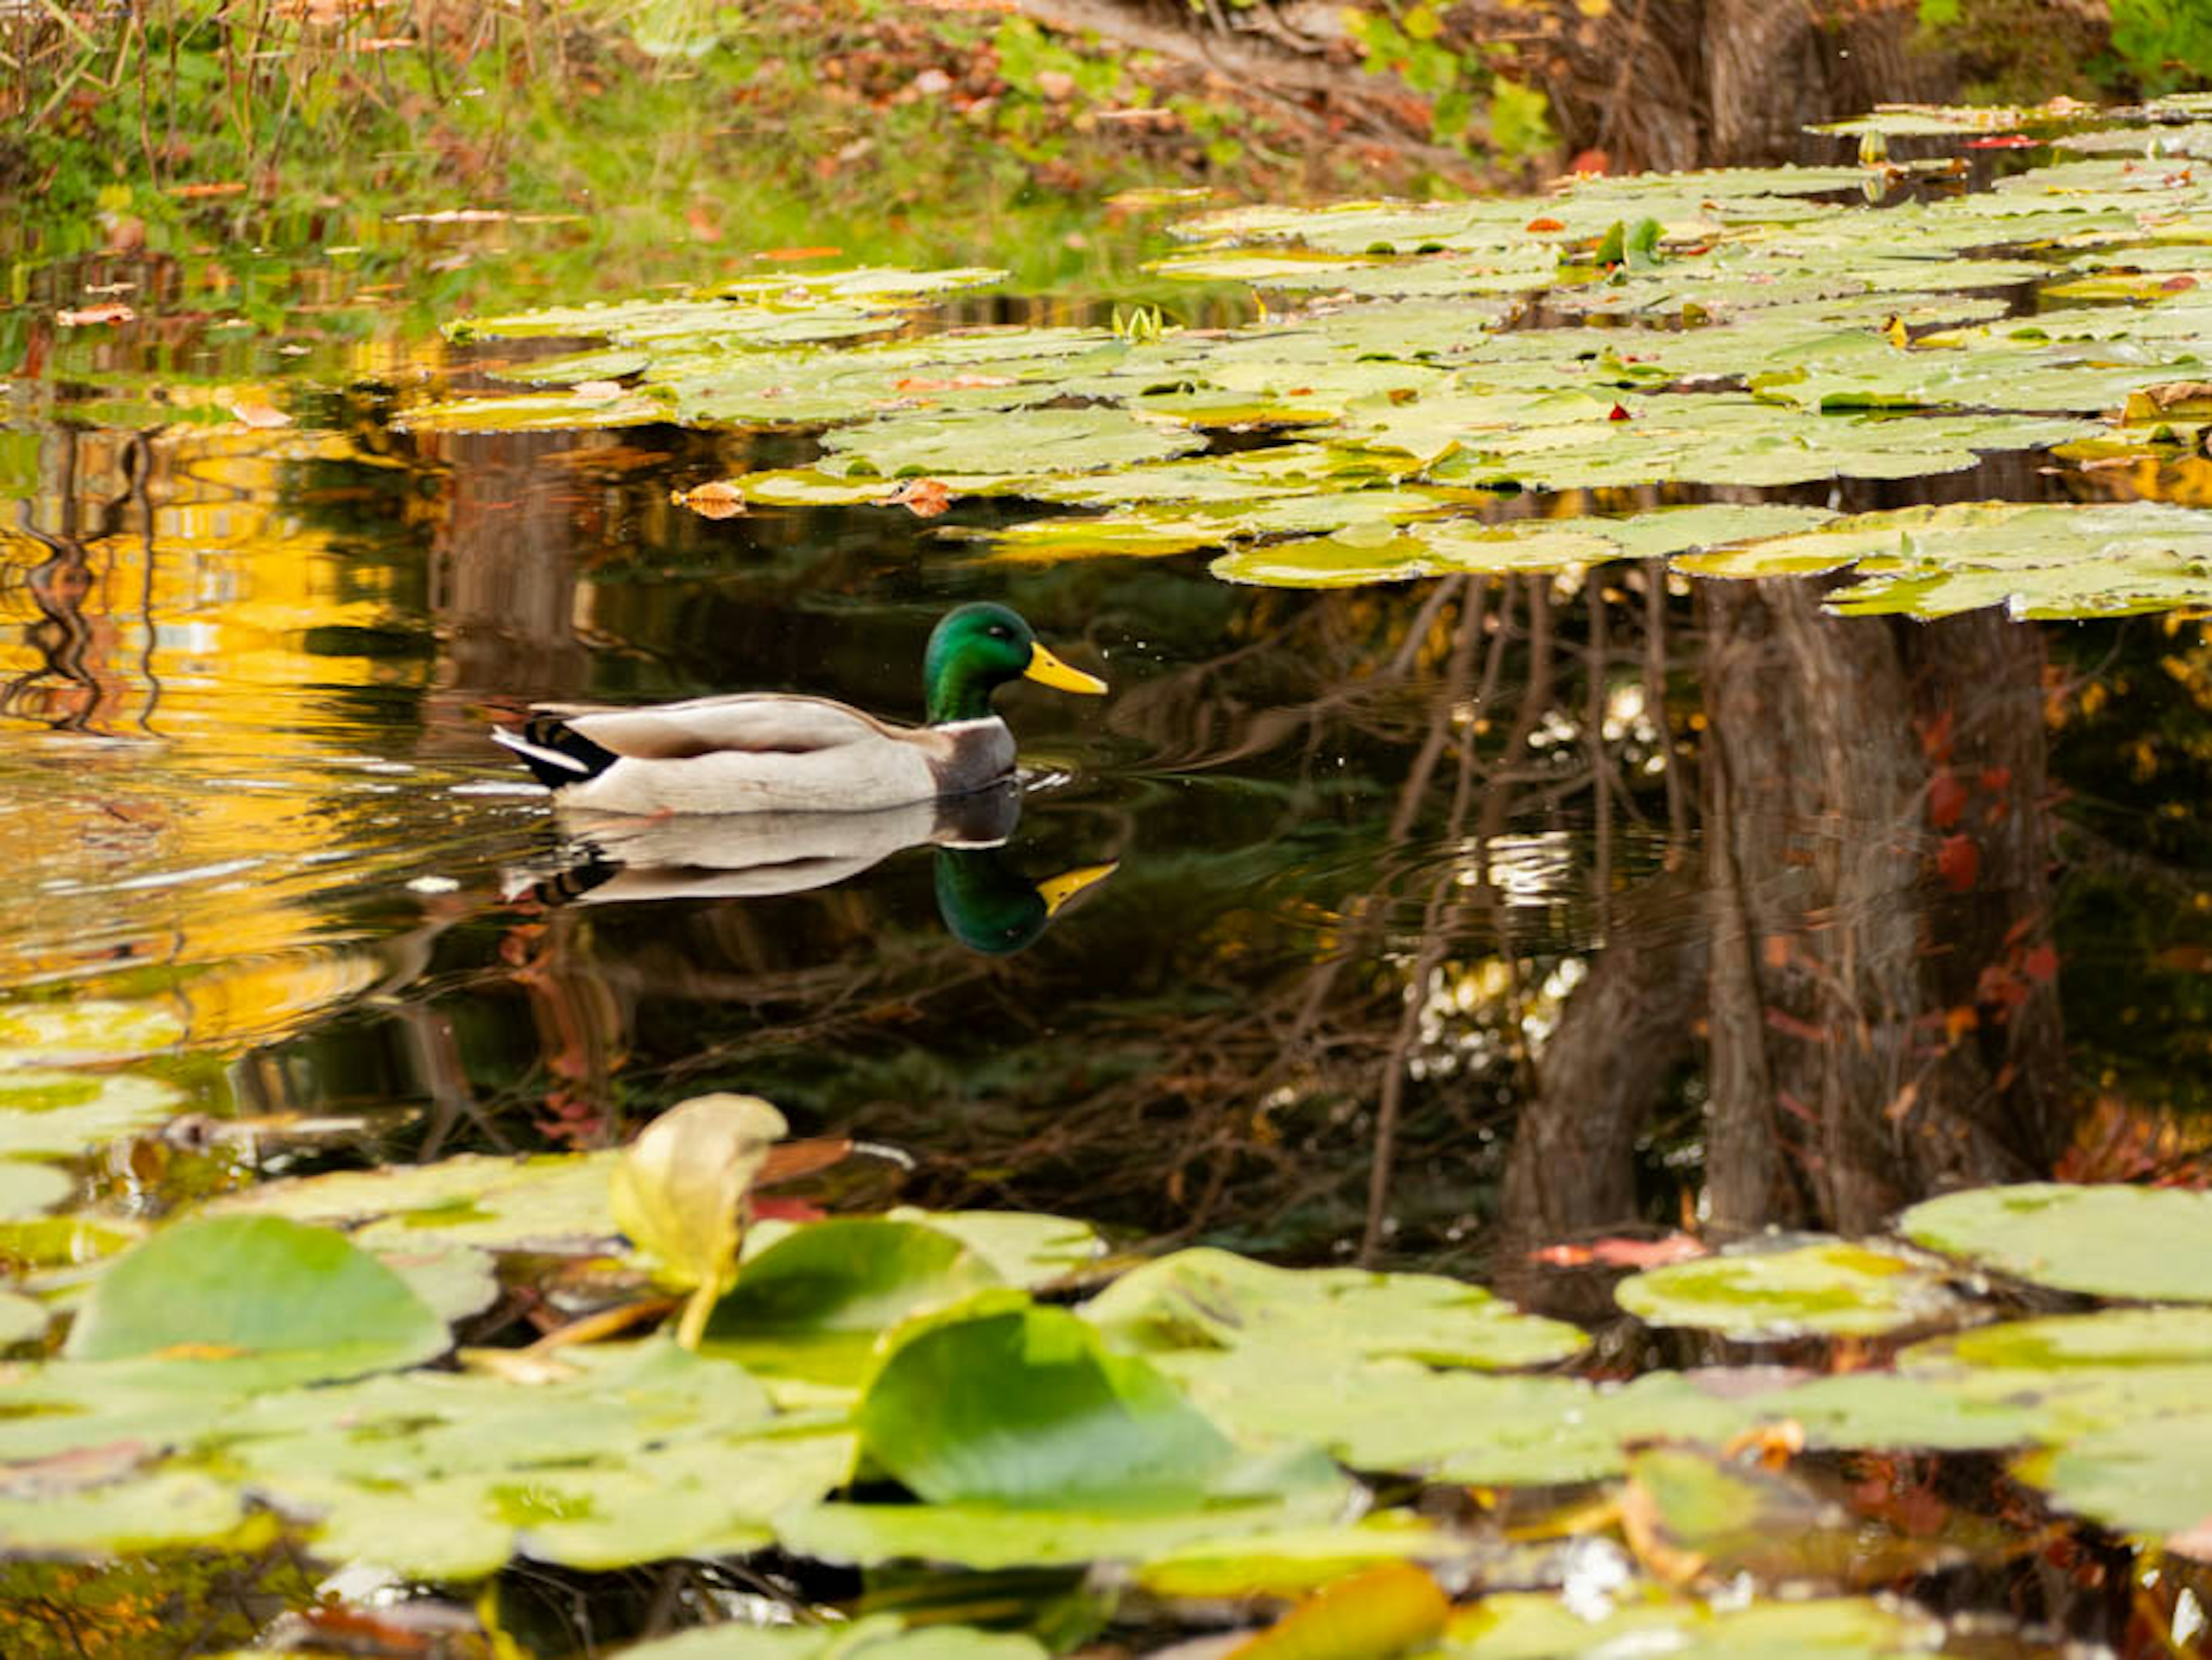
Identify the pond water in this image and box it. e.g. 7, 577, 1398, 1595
6, 104, 2212, 1655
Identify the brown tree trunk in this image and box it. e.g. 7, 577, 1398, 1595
1700, 581, 2066, 1235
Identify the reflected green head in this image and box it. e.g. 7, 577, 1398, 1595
923, 603, 1107, 724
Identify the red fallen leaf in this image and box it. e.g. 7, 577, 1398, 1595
752, 1197, 828, 1223
1608, 403, 1631, 421
1978, 765, 2012, 792
1965, 134, 2036, 149
1928, 768, 1967, 829
758, 245, 841, 262
893, 373, 1017, 392
1528, 1243, 1594, 1266
2162, 275, 2199, 291
1591, 1233, 1706, 1268
1937, 833, 1980, 892
56, 301, 135, 326
891, 478, 953, 517
2022, 942, 2060, 983
1569, 148, 1608, 176
1525, 215, 1566, 232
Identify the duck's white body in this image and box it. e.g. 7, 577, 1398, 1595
492, 693, 1016, 816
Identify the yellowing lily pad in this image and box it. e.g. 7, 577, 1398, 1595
1614, 1241, 1962, 1340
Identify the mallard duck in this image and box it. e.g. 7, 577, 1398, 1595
490, 603, 1107, 815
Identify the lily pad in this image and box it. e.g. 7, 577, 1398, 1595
1613, 1240, 1963, 1341
857, 1297, 1241, 1507
204, 1151, 623, 1254
1676, 500, 2212, 619
0, 1161, 74, 1219
0, 1072, 179, 1159
820, 407, 1203, 479
705, 1218, 1002, 1385
66, 1214, 450, 1384
616, 1617, 1049, 1659
1898, 1183, 2212, 1303
1084, 1247, 1588, 1370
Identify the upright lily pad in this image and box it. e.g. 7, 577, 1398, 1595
1613, 1240, 1963, 1341
705, 1218, 1002, 1384
1084, 1247, 1588, 1370
1899, 1183, 2212, 1303
66, 1214, 450, 1383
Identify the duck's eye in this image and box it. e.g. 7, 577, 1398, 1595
987, 625, 1012, 640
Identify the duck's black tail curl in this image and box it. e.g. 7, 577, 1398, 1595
491, 716, 621, 789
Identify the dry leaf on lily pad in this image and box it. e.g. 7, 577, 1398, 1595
610, 1093, 788, 1347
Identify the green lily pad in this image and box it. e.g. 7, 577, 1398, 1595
1084, 1247, 1588, 1370
1614, 1240, 1963, 1340
66, 1215, 449, 1384
1168, 1352, 1753, 1487
1898, 1183, 2212, 1303
204, 1151, 623, 1255
615, 1616, 1049, 1659
857, 1297, 1243, 1508
705, 1218, 1002, 1385
1676, 500, 2212, 619
775, 1483, 1350, 1572
0, 1472, 249, 1556
2016, 1410, 2212, 1540
820, 406, 1203, 479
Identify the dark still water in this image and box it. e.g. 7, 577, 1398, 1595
2, 217, 2209, 1290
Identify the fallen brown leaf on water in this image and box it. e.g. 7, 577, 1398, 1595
57, 302, 135, 327
759, 245, 842, 262
890, 478, 953, 517
674, 479, 748, 519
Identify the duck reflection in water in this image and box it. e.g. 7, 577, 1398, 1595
503, 780, 1115, 955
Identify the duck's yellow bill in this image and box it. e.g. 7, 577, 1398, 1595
1035, 861, 1118, 917
1024, 642, 1108, 695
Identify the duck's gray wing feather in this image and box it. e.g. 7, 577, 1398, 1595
542, 694, 903, 759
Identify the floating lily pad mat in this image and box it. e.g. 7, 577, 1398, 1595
1898, 1182, 2212, 1302
1613, 1239, 1963, 1340
412, 97, 2212, 622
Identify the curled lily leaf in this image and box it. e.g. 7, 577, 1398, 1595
610, 1094, 789, 1348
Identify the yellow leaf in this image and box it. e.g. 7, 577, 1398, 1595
609, 1094, 787, 1347
1225, 1564, 1449, 1659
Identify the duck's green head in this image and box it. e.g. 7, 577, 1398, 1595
924, 602, 1107, 725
